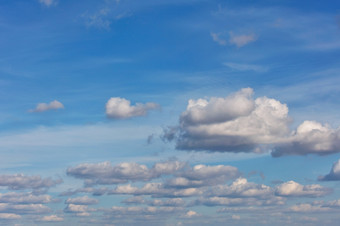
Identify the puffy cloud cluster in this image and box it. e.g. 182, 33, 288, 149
272, 121, 340, 157
163, 88, 340, 156
29, 100, 64, 113
275, 181, 331, 197
0, 174, 62, 192
105, 97, 159, 119
67, 160, 187, 186
318, 159, 340, 181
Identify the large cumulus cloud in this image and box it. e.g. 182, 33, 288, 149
163, 88, 340, 156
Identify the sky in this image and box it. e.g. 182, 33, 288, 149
0, 0, 340, 225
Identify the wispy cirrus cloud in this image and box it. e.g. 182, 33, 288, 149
224, 62, 268, 73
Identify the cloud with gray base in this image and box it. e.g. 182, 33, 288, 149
162, 88, 340, 156
29, 100, 64, 113
0, 174, 62, 192
275, 181, 332, 197
318, 159, 340, 181
105, 97, 159, 119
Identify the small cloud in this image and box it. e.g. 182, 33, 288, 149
105, 97, 159, 119
38, 0, 57, 7
232, 215, 241, 220
29, 100, 64, 113
211, 32, 227, 46
229, 32, 256, 47
224, 62, 268, 73
184, 210, 199, 218
40, 215, 63, 222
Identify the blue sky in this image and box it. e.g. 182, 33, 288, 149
0, 0, 340, 225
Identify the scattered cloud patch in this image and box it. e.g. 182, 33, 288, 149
65, 196, 98, 205
224, 62, 268, 73
67, 160, 186, 186
275, 181, 331, 197
0, 174, 62, 192
38, 0, 56, 7
229, 32, 256, 47
210, 32, 227, 46
272, 121, 340, 157
40, 215, 63, 222
105, 97, 159, 119
29, 100, 64, 113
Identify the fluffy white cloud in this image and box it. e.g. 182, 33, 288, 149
67, 160, 186, 186
40, 215, 63, 222
0, 193, 52, 204
272, 121, 340, 157
0, 174, 62, 191
29, 100, 64, 113
0, 213, 21, 219
105, 97, 159, 119
166, 164, 240, 188
318, 159, 340, 181
180, 88, 255, 125
275, 181, 331, 197
0, 203, 51, 214
64, 204, 95, 217
229, 32, 256, 47
209, 178, 273, 198
65, 196, 98, 205
164, 88, 340, 156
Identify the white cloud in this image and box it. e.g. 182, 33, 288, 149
29, 100, 64, 113
0, 203, 51, 214
183, 210, 199, 218
224, 62, 268, 73
229, 32, 256, 47
232, 215, 241, 220
163, 88, 340, 156
0, 174, 62, 191
180, 88, 255, 125
67, 160, 186, 186
211, 32, 227, 45
106, 97, 159, 119
64, 204, 95, 216
209, 178, 273, 198
65, 196, 98, 205
318, 159, 340, 181
0, 193, 52, 204
40, 215, 63, 222
0, 213, 21, 219
275, 181, 331, 197
272, 121, 340, 157
39, 0, 56, 7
